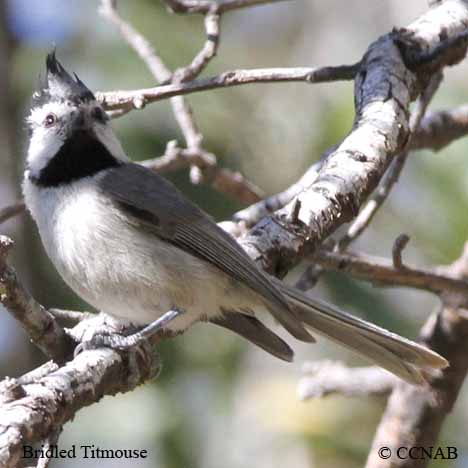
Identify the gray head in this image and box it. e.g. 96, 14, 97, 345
26, 52, 128, 187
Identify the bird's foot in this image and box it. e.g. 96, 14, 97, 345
73, 309, 184, 358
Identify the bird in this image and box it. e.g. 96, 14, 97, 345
22, 52, 448, 384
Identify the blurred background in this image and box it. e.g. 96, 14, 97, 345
1, 0, 468, 467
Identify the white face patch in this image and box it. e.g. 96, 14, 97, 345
27, 101, 73, 178
26, 100, 129, 180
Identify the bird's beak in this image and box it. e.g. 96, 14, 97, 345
71, 109, 92, 135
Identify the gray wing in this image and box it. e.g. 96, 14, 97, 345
210, 313, 294, 362
98, 163, 313, 342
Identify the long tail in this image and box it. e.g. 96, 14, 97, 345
273, 281, 448, 384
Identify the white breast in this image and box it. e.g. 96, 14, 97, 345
22, 175, 256, 331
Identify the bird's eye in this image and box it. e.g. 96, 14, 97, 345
91, 107, 107, 123
43, 113, 57, 127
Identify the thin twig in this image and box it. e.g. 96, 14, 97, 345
99, 0, 199, 138
298, 361, 397, 400
99, 0, 171, 81
313, 248, 468, 308
392, 233, 410, 269
411, 104, 468, 152
142, 142, 263, 203
97, 64, 359, 112
140, 140, 213, 173
99, 0, 203, 160
164, 0, 294, 15
171, 5, 221, 82
99, 0, 262, 204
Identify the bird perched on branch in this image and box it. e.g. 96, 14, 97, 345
23, 52, 447, 384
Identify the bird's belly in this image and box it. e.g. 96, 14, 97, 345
26, 181, 258, 332
54, 219, 233, 329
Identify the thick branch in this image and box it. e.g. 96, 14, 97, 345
233, 147, 338, 228
339, 72, 442, 251
233, 162, 320, 227
235, 0, 468, 277
0, 236, 73, 361
234, 97, 468, 232
0, 346, 159, 468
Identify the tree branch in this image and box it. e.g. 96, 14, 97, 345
171, 4, 221, 82
232, 95, 468, 233
97, 65, 359, 112
164, 0, 293, 14
99, 0, 200, 144
0, 236, 73, 362
36, 426, 62, 468
411, 104, 468, 152
99, 0, 172, 82
0, 201, 25, 225
366, 244, 468, 468
233, 147, 338, 228
141, 142, 263, 204
392, 233, 410, 270
0, 345, 159, 468
8, 101, 468, 228
298, 361, 398, 400
99, 0, 262, 204
2, 1, 468, 465
313, 248, 468, 308
234, 1, 468, 278
338, 72, 442, 251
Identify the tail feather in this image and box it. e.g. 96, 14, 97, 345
294, 301, 426, 383
273, 280, 448, 384
210, 312, 294, 362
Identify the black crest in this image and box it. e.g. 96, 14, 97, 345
33, 51, 96, 106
